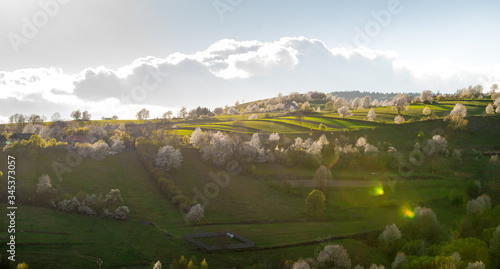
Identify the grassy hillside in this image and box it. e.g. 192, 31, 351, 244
1, 98, 499, 268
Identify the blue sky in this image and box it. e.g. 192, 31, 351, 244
0, 0, 499, 120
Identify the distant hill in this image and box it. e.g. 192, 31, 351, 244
329, 91, 420, 101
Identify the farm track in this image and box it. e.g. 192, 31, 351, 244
196, 230, 380, 253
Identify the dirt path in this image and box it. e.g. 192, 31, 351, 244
273, 180, 389, 187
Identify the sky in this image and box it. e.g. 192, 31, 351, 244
0, 0, 499, 121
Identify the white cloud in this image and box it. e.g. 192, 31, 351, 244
1, 36, 499, 120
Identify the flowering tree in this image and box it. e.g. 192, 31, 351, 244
394, 115, 405, 124
111, 138, 125, 153
450, 103, 467, 117
268, 133, 280, 143
293, 260, 311, 269
227, 107, 239, 115
465, 261, 485, 269
420, 90, 433, 103
379, 224, 402, 255
490, 226, 500, 258
362, 96, 372, 108
187, 204, 204, 224
153, 261, 162, 269
36, 174, 53, 193
87, 125, 106, 140
248, 114, 258, 120
423, 135, 449, 156
391, 252, 407, 269
337, 106, 352, 118
334, 97, 348, 109
367, 108, 376, 121
423, 106, 431, 116
200, 131, 235, 166
155, 145, 183, 171
90, 141, 110, 161
392, 94, 408, 114
317, 244, 351, 269
486, 103, 495, 114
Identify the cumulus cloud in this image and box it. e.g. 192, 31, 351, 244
0, 36, 499, 121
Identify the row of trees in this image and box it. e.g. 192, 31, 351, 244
33, 173, 130, 220
190, 128, 328, 168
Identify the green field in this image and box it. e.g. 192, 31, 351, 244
1, 98, 500, 268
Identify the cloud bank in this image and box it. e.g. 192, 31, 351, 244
1, 36, 499, 121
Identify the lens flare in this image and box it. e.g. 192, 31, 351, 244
369, 182, 384, 196
404, 209, 415, 218
400, 204, 415, 218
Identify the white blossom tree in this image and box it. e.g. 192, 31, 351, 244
318, 134, 329, 146
293, 260, 311, 269
394, 115, 405, 124
351, 97, 362, 109
248, 114, 258, 120
155, 145, 183, 171
87, 125, 106, 140
200, 131, 235, 166
367, 108, 376, 121
486, 103, 495, 114
337, 106, 352, 118
90, 141, 110, 161
111, 206, 129, 220
465, 261, 485, 269
391, 252, 407, 269
111, 138, 125, 153
423, 106, 431, 116
476, 194, 491, 209
227, 107, 240, 115
153, 261, 162, 269
392, 94, 408, 114
379, 224, 402, 254
268, 133, 280, 143
190, 127, 204, 147
450, 103, 467, 117
490, 225, 500, 257
334, 97, 348, 109
420, 90, 433, 103
423, 135, 448, 156
317, 244, 351, 269
187, 204, 204, 224
36, 174, 53, 193
362, 96, 372, 108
